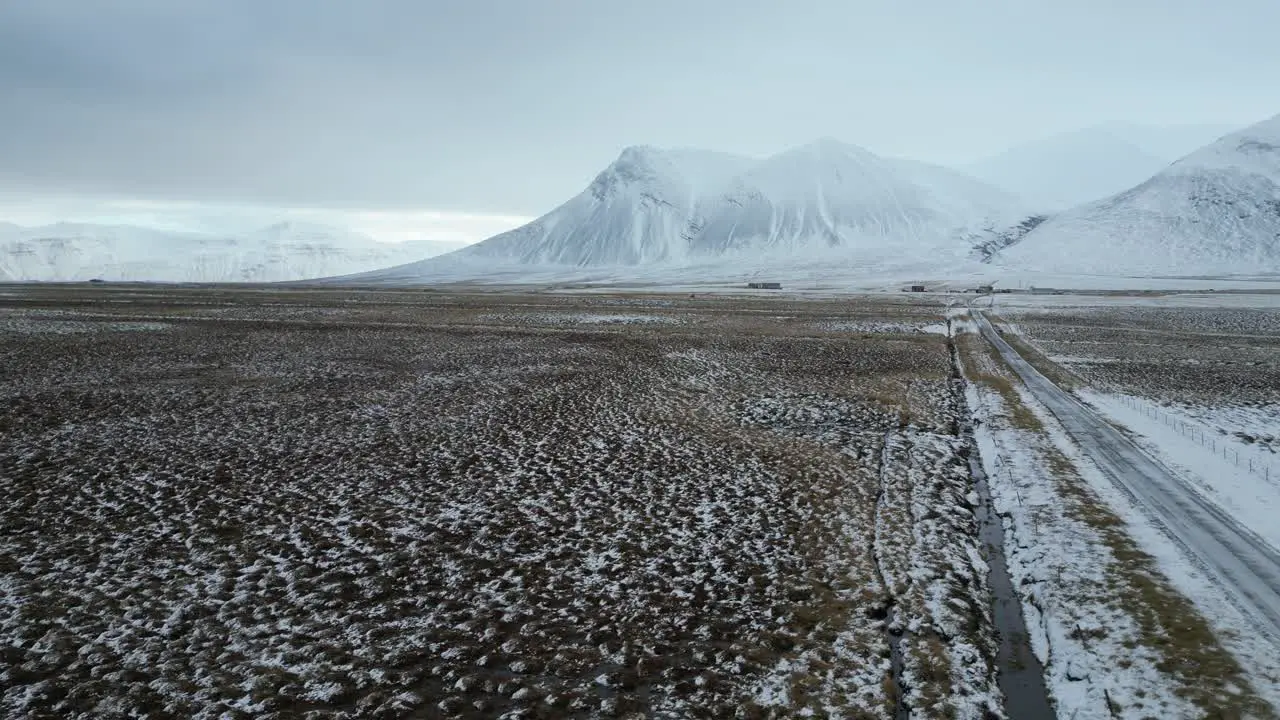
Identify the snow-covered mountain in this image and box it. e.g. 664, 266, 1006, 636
457, 147, 752, 265
965, 128, 1169, 209
1103, 122, 1240, 163
999, 113, 1280, 276
688, 138, 1029, 259
360, 139, 1035, 282
0, 221, 466, 282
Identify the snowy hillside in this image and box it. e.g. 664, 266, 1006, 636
459, 146, 753, 265
691, 138, 1027, 260
999, 113, 1280, 276
359, 139, 1034, 282
0, 221, 465, 282
1104, 123, 1239, 163
965, 128, 1169, 209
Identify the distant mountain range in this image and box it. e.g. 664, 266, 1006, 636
10, 118, 1275, 285
360, 117, 1279, 283
1000, 114, 1280, 276
0, 221, 465, 282
964, 124, 1237, 210
965, 128, 1170, 210
357, 138, 1039, 282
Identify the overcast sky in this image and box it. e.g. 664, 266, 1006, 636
1, 0, 1277, 240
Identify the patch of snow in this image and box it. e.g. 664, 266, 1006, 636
1080, 390, 1280, 552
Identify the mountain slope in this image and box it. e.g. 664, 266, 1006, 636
366, 139, 1034, 282
998, 114, 1280, 275
690, 138, 1028, 259
965, 128, 1168, 209
1103, 122, 1239, 162
461, 146, 753, 265
0, 221, 465, 282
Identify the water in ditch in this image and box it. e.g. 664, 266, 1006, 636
967, 446, 1056, 719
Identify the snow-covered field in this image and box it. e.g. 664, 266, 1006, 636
0, 285, 1005, 719
999, 304, 1280, 460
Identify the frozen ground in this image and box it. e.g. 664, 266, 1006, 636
5, 284, 1276, 719
0, 285, 1004, 719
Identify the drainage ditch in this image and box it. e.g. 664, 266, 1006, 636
949, 323, 1055, 718
967, 440, 1055, 719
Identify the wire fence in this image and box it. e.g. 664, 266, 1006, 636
1115, 394, 1277, 485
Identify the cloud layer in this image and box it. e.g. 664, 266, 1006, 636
2, 0, 1277, 218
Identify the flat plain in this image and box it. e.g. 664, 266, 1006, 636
0, 286, 1000, 719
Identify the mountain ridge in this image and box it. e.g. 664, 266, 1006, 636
998, 113, 1280, 275
965, 127, 1169, 209
0, 221, 466, 282
363, 138, 1037, 281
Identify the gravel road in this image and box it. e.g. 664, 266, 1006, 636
973, 310, 1280, 643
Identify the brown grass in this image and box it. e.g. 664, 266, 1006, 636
3, 287, 973, 718
988, 389, 1277, 718
987, 315, 1081, 390
1045, 446, 1274, 719
909, 633, 958, 720
955, 332, 1043, 431
956, 318, 1275, 719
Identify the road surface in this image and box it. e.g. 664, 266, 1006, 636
971, 310, 1280, 642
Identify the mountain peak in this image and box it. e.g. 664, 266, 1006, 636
252, 220, 371, 244
965, 128, 1167, 209
425, 135, 1029, 271
1002, 110, 1280, 275
1172, 112, 1280, 175
614, 144, 664, 164
813, 135, 855, 148
784, 137, 876, 158
259, 220, 340, 234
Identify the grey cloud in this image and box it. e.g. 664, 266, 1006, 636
1, 0, 1277, 217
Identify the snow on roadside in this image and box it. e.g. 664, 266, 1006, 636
965, 381, 1192, 719
1029, 398, 1280, 717
960, 326, 1280, 718
1080, 389, 1280, 553
1171, 402, 1280, 455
